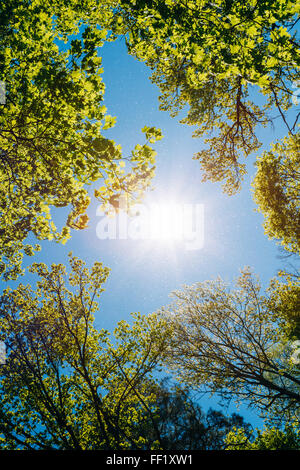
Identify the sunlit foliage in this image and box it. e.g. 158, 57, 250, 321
115, 0, 300, 193
0, 0, 162, 279
158, 269, 300, 425
253, 133, 300, 255
0, 255, 171, 449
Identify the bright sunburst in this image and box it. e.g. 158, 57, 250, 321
96, 197, 204, 251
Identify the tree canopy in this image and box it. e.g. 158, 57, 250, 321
0, 255, 252, 450
1, 0, 298, 280
0, 0, 300, 452
253, 133, 300, 255
0, 255, 172, 449
158, 269, 300, 425
0, 0, 162, 280
226, 425, 300, 450
139, 380, 252, 450
115, 0, 300, 193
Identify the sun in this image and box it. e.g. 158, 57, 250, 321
127, 199, 204, 250
144, 203, 185, 241
95, 196, 204, 251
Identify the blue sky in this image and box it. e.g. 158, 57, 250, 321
11, 37, 297, 428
